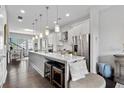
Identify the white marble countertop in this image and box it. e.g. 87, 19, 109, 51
29, 51, 85, 63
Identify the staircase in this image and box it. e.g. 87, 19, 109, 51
9, 38, 28, 62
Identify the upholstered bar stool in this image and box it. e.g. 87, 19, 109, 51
52, 63, 65, 88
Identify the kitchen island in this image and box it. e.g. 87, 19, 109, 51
29, 51, 85, 88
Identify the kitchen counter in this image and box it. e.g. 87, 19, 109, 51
29, 51, 85, 88
30, 51, 85, 63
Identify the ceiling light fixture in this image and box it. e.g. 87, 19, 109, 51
20, 9, 25, 14
55, 6, 60, 32
45, 6, 50, 36
45, 29, 49, 36
39, 33, 43, 38
55, 24, 60, 32
34, 19, 39, 39
32, 37, 35, 41
18, 16, 23, 22
0, 14, 4, 18
35, 35, 38, 39
32, 22, 35, 41
39, 14, 43, 38
66, 13, 70, 17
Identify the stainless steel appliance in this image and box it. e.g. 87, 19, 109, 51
72, 34, 90, 71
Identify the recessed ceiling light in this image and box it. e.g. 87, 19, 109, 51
66, 13, 70, 17
0, 14, 4, 18
20, 9, 25, 14
18, 19, 22, 22
24, 29, 34, 32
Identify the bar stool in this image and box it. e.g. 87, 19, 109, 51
44, 61, 54, 83
52, 63, 65, 88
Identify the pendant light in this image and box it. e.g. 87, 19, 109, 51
45, 6, 49, 36
35, 35, 38, 39
35, 18, 38, 39
55, 6, 60, 32
39, 14, 43, 38
39, 33, 43, 38
32, 22, 35, 41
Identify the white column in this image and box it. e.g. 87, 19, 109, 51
90, 7, 100, 73
90, 6, 111, 73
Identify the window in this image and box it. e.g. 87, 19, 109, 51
28, 39, 33, 50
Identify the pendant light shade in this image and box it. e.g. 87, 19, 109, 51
32, 22, 35, 41
55, 6, 60, 32
35, 35, 38, 39
40, 33, 43, 38
55, 24, 60, 32
32, 37, 35, 40
39, 14, 43, 38
45, 29, 49, 36
45, 6, 50, 36
34, 19, 38, 39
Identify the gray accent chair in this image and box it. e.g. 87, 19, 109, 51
69, 73, 106, 88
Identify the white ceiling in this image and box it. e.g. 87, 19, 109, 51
6, 5, 92, 34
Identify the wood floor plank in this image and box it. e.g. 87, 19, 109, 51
3, 58, 54, 88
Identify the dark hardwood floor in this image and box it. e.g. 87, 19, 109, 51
3, 58, 54, 88
3, 57, 116, 88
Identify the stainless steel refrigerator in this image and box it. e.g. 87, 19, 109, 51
72, 34, 90, 71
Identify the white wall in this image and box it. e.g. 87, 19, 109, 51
89, 6, 111, 73
99, 6, 124, 68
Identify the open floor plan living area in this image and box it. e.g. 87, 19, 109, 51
0, 5, 124, 88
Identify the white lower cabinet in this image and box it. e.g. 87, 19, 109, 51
29, 52, 47, 77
